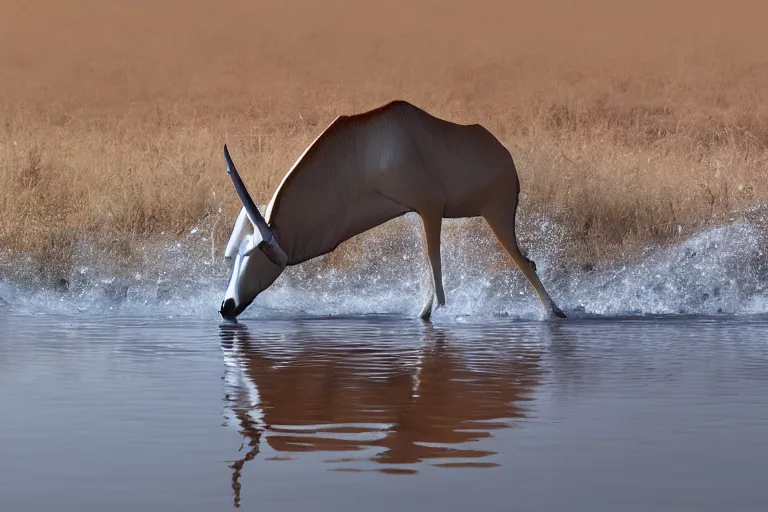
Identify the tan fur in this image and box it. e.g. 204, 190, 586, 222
259, 100, 565, 319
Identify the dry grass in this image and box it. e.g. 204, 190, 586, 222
2, 0, 768, 283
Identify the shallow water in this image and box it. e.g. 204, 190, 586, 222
2, 312, 768, 511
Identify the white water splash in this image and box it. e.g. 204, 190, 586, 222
0, 215, 766, 320
557, 220, 768, 317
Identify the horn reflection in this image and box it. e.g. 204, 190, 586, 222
219, 319, 545, 508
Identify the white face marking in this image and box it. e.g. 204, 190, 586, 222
224, 207, 251, 260
224, 233, 263, 303
221, 230, 285, 318
224, 243, 246, 305
225, 207, 267, 261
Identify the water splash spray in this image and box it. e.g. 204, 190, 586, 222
0, 213, 766, 320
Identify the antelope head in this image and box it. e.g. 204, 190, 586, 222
219, 145, 288, 321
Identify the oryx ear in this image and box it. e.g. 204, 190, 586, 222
224, 207, 251, 260
223, 145, 288, 268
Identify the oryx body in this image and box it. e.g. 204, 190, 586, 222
220, 100, 565, 320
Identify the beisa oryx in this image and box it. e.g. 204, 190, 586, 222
219, 100, 566, 321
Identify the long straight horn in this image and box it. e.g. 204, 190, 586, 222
223, 144, 288, 268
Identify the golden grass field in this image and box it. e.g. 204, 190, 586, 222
1, 0, 767, 283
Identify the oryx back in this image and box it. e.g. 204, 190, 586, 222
264, 101, 517, 265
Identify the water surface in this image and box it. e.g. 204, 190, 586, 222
2, 312, 768, 511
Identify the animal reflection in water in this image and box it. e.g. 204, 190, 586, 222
219, 321, 544, 507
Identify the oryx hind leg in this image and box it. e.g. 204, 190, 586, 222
418, 212, 445, 321
481, 200, 566, 319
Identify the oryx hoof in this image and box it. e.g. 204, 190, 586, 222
551, 304, 566, 319
419, 296, 435, 321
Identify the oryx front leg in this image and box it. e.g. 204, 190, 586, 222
418, 213, 445, 321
